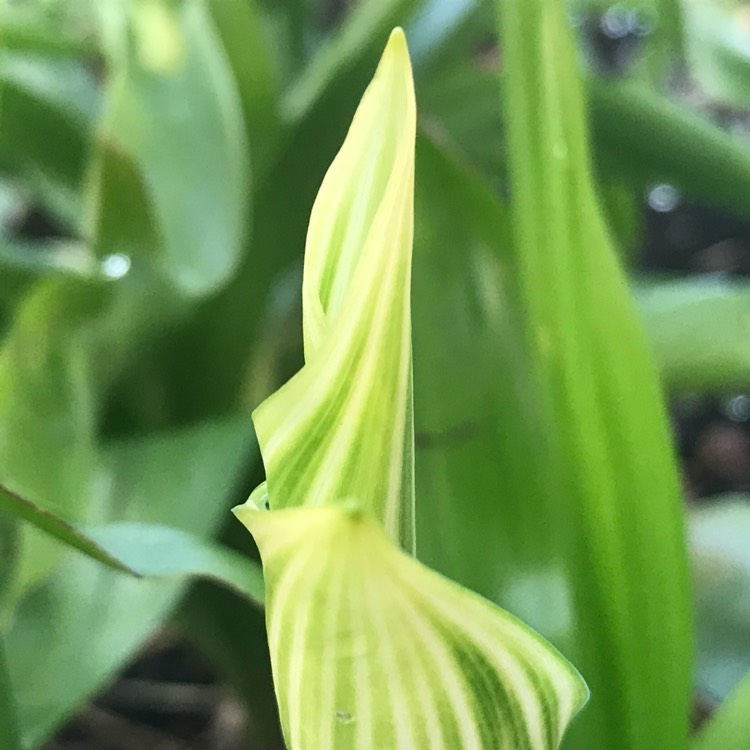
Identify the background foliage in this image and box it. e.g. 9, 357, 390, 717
2, 0, 750, 748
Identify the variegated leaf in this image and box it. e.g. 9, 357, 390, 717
235, 503, 588, 750
252, 28, 416, 551
237, 27, 589, 750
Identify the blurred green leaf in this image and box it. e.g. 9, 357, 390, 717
683, 0, 750, 108
88, 0, 250, 295
636, 277, 750, 392
0, 640, 21, 750
496, 1, 692, 747
0, 280, 101, 600
690, 496, 750, 702
84, 523, 264, 604
0, 484, 264, 605
693, 668, 750, 750
208, 0, 281, 179
0, 53, 99, 221
0, 483, 139, 576
0, 0, 96, 59
282, 0, 423, 120
587, 76, 750, 218
6, 416, 255, 748
176, 578, 283, 750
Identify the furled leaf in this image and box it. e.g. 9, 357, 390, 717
252, 28, 417, 550
237, 28, 587, 750
496, 1, 692, 747
236, 503, 588, 750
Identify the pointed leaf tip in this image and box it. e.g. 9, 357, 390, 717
250, 29, 417, 550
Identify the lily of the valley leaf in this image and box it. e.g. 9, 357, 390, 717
235, 28, 588, 750
249, 27, 416, 551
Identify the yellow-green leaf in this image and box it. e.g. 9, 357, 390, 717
252, 28, 416, 551
237, 28, 588, 750
235, 502, 588, 750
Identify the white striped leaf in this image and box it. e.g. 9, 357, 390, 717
237, 28, 588, 750
235, 503, 588, 750
252, 28, 416, 552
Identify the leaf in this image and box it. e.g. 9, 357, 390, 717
587, 76, 750, 218
238, 29, 587, 750
496, 1, 693, 747
252, 28, 417, 550
0, 483, 139, 576
693, 669, 750, 750
682, 0, 750, 108
282, 0, 423, 120
0, 640, 21, 750
236, 503, 588, 750
88, 0, 250, 295
6, 417, 256, 748
689, 497, 750, 701
84, 523, 264, 605
207, 0, 281, 179
0, 52, 99, 221
0, 483, 264, 603
635, 277, 750, 392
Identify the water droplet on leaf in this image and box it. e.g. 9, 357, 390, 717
100, 253, 131, 280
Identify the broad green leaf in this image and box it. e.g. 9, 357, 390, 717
238, 29, 587, 750
0, 640, 21, 750
0, 483, 264, 603
88, 0, 250, 295
412, 133, 538, 599
636, 277, 750, 392
693, 669, 750, 750
496, 1, 692, 747
0, 270, 183, 607
690, 497, 750, 701
6, 417, 255, 747
236, 503, 588, 750
0, 483, 139, 576
252, 29, 417, 550
84, 522, 264, 605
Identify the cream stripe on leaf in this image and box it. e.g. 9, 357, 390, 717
251, 28, 416, 551
235, 28, 588, 750
235, 504, 588, 750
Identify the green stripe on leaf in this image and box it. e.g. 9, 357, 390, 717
252, 28, 416, 551
236, 27, 588, 750
235, 504, 588, 750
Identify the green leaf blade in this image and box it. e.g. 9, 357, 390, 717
496, 1, 693, 747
